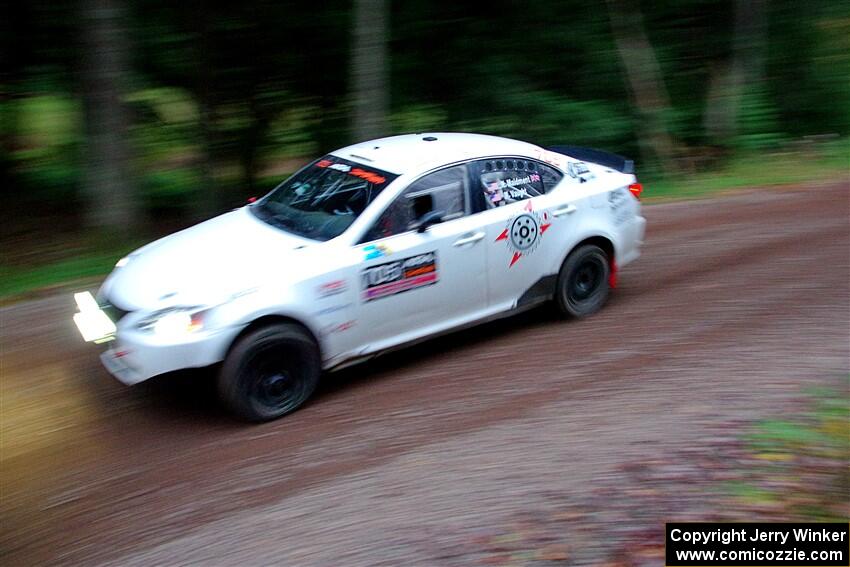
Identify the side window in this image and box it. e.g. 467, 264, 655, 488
478, 158, 545, 209
364, 165, 468, 241
537, 162, 564, 193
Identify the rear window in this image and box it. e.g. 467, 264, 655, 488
477, 159, 552, 209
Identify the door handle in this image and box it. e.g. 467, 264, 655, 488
453, 231, 485, 247
553, 204, 577, 217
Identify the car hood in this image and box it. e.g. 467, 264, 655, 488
99, 207, 316, 310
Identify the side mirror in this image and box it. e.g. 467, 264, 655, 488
414, 209, 445, 233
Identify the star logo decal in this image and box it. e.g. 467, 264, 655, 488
495, 200, 551, 267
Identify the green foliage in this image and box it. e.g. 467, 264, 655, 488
390, 104, 448, 134
142, 169, 202, 207
3, 141, 845, 300
0, 238, 142, 299
4, 95, 82, 201
127, 87, 200, 164
734, 86, 784, 151
0, 255, 118, 299
127, 87, 199, 125
811, 13, 850, 132
646, 138, 849, 200
767, 1, 850, 138
737, 377, 849, 521
2, 0, 849, 264
12, 95, 80, 146
265, 105, 322, 159
502, 92, 634, 149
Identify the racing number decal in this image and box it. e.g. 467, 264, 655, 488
361, 252, 438, 301
495, 201, 551, 268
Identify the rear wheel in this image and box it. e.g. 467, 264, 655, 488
218, 323, 320, 421
555, 244, 611, 318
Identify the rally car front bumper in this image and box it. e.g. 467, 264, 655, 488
73, 292, 238, 385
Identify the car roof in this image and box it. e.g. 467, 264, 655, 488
330, 133, 546, 175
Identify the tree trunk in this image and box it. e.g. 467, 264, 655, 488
80, 0, 140, 231
605, 0, 677, 173
196, 78, 218, 217
0, 92, 17, 206
704, 0, 768, 144
704, 61, 736, 143
240, 96, 271, 199
194, 4, 219, 219
350, 0, 389, 142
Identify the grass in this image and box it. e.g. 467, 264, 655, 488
1, 257, 108, 299
733, 379, 850, 521
0, 249, 135, 301
645, 138, 849, 200
1, 141, 847, 302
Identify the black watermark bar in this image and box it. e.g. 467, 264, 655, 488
666, 523, 849, 566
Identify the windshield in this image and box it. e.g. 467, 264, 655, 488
251, 156, 399, 241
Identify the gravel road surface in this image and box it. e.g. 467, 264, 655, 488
2, 182, 848, 565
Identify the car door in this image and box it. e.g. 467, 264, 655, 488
472, 157, 575, 309
351, 164, 488, 352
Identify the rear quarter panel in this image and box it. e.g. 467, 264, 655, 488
544, 167, 640, 274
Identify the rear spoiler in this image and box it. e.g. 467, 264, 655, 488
546, 145, 634, 175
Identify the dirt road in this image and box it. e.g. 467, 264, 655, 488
2, 182, 848, 565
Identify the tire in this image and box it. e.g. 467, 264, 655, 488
218, 323, 321, 421
555, 244, 611, 318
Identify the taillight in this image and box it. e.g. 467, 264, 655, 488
628, 182, 643, 200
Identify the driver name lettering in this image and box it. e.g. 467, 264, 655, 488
505, 188, 530, 199
492, 173, 540, 190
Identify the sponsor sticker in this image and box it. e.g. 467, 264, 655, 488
566, 160, 595, 182
321, 320, 357, 336
313, 303, 353, 316
534, 149, 567, 169
363, 243, 391, 260
361, 251, 438, 301
317, 279, 348, 298
316, 159, 387, 184
609, 187, 631, 225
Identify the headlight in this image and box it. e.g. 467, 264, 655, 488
137, 307, 206, 338
133, 288, 255, 338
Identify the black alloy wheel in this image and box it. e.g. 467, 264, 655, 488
218, 323, 321, 421
555, 244, 611, 318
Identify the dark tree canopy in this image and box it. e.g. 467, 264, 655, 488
2, 0, 848, 232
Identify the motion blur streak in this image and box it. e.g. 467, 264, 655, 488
1, 182, 847, 565
2, 0, 849, 564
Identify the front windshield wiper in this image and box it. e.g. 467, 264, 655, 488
267, 213, 297, 232
251, 202, 295, 231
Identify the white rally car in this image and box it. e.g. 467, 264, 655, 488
73, 133, 646, 421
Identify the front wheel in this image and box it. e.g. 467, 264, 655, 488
218, 323, 321, 421
555, 244, 611, 318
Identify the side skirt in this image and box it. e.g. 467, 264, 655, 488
325, 275, 558, 373
516, 274, 558, 309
